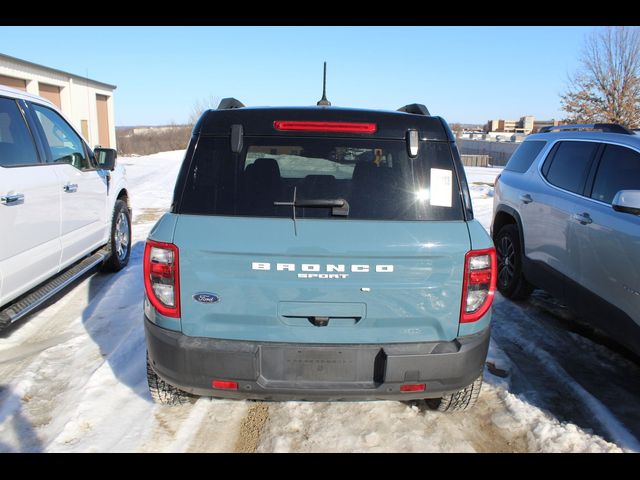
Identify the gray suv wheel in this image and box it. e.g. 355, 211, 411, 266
495, 225, 533, 300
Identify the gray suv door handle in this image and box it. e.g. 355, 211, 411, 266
1, 193, 25, 205
519, 194, 533, 204
63, 183, 78, 193
572, 212, 593, 225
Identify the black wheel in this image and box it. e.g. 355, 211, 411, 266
495, 224, 533, 300
425, 375, 483, 412
146, 353, 194, 405
102, 200, 131, 272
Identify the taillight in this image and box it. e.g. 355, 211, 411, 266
273, 121, 377, 133
144, 239, 180, 318
460, 248, 496, 323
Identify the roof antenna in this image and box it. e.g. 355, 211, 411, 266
317, 62, 331, 106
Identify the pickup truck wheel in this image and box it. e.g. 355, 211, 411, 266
147, 353, 193, 405
102, 200, 131, 272
495, 224, 533, 300
425, 375, 483, 412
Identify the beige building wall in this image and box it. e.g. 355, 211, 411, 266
0, 54, 116, 149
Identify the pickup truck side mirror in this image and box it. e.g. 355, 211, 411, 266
95, 147, 118, 171
612, 190, 640, 216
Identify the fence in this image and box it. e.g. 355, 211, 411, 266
461, 154, 491, 167
457, 139, 520, 167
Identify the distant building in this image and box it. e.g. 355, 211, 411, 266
486, 116, 534, 135
532, 118, 561, 133
0, 53, 116, 148
485, 115, 550, 135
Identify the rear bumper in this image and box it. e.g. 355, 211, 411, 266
145, 317, 490, 401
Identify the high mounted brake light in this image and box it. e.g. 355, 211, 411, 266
460, 248, 497, 323
273, 121, 377, 133
144, 239, 180, 318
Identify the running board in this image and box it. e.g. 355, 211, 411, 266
0, 248, 110, 330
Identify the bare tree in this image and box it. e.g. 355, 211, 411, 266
561, 27, 640, 128
188, 95, 221, 126
449, 122, 464, 138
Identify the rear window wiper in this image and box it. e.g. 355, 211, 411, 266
287, 198, 350, 215
274, 187, 350, 235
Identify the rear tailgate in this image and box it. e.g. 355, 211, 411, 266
175, 215, 470, 344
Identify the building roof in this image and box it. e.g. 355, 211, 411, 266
0, 52, 117, 91
0, 84, 57, 107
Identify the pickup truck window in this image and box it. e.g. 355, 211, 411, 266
0, 97, 39, 167
31, 104, 92, 171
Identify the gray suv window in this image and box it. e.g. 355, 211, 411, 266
504, 140, 546, 173
543, 141, 599, 194
591, 144, 640, 204
0, 97, 39, 167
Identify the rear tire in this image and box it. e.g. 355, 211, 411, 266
147, 353, 193, 405
102, 200, 131, 272
495, 224, 533, 300
425, 375, 483, 412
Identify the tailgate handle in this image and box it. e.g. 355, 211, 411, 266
310, 316, 330, 327
282, 315, 363, 327
305, 316, 363, 327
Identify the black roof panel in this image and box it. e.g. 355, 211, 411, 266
195, 106, 452, 141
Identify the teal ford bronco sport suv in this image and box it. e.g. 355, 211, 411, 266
143, 98, 496, 411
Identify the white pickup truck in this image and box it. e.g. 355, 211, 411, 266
0, 85, 131, 330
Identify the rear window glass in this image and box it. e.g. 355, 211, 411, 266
177, 136, 463, 221
504, 140, 546, 173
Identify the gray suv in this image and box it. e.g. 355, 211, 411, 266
491, 124, 640, 356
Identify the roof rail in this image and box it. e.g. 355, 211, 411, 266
217, 97, 245, 110
538, 123, 634, 135
397, 103, 431, 116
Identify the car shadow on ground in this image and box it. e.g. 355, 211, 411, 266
491, 291, 640, 450
0, 385, 43, 452
79, 240, 152, 402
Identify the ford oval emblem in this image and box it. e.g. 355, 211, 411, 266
193, 292, 220, 304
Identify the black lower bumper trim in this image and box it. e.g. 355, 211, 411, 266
145, 317, 490, 401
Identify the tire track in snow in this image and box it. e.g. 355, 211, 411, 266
492, 297, 640, 451
449, 384, 529, 453
256, 392, 528, 453
183, 400, 250, 452
233, 402, 269, 452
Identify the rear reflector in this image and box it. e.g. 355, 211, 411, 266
400, 383, 426, 393
212, 380, 239, 390
273, 120, 377, 133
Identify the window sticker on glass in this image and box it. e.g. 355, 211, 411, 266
430, 168, 452, 207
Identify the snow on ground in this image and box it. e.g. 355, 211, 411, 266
0, 153, 637, 452
465, 166, 501, 232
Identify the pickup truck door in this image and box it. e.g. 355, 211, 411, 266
29, 103, 107, 268
0, 97, 61, 306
